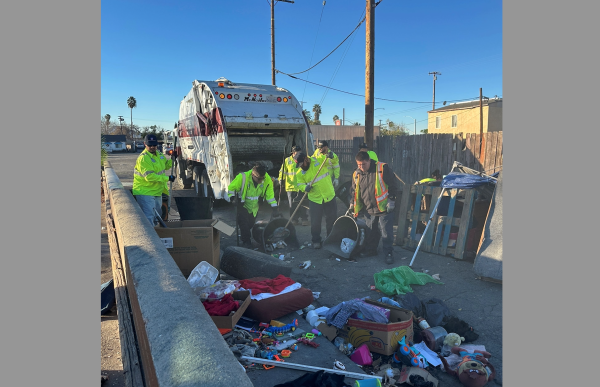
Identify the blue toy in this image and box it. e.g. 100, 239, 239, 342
393, 336, 428, 369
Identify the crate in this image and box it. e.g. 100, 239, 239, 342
394, 184, 477, 259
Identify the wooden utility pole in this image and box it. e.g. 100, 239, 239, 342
271, 0, 295, 86
479, 88, 485, 165
364, 0, 375, 149
429, 72, 441, 110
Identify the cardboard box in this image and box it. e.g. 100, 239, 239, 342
315, 320, 339, 342
338, 299, 413, 356
209, 291, 252, 330
155, 219, 234, 278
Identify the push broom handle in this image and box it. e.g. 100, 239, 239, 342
284, 156, 329, 230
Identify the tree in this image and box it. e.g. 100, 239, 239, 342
381, 119, 409, 137
312, 104, 322, 123
103, 114, 111, 133
333, 115, 339, 124
127, 96, 137, 140
353, 122, 361, 126
420, 129, 428, 134
303, 109, 312, 122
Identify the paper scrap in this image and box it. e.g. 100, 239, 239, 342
413, 342, 442, 367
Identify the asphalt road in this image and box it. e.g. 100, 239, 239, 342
104, 151, 503, 386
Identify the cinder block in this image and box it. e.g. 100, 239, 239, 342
221, 246, 292, 280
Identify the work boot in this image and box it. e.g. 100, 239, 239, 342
301, 219, 309, 226
313, 242, 322, 249
291, 219, 299, 226
385, 253, 394, 264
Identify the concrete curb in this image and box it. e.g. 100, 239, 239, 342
105, 165, 253, 387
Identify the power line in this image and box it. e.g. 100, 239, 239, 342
301, 0, 327, 112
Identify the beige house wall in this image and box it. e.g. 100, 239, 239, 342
427, 106, 492, 135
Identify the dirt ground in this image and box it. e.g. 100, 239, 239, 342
101, 152, 502, 386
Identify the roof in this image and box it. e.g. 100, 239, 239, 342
103, 135, 127, 142
428, 97, 502, 113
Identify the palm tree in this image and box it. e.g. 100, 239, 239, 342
104, 114, 111, 133
312, 104, 322, 123
127, 96, 137, 139
332, 115, 339, 124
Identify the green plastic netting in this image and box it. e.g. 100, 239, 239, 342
374, 266, 444, 296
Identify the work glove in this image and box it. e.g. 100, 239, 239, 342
348, 203, 354, 212
333, 179, 339, 188
168, 175, 176, 182
386, 200, 395, 213
304, 184, 312, 193
327, 151, 334, 159
272, 208, 282, 218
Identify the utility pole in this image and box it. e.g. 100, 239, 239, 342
271, 0, 294, 86
479, 88, 485, 165
429, 71, 441, 110
343, 108, 345, 126
364, 0, 375, 149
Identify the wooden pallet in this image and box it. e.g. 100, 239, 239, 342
394, 184, 476, 260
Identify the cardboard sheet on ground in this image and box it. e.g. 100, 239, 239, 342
412, 342, 442, 367
373, 266, 444, 296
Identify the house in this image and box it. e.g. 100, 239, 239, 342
102, 135, 127, 152
427, 97, 502, 135
310, 125, 380, 142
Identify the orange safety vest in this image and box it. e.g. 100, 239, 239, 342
353, 162, 389, 217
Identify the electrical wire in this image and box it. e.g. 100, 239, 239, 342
301, 0, 327, 117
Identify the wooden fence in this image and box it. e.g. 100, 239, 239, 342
315, 132, 503, 187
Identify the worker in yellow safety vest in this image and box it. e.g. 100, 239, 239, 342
132, 134, 175, 226
294, 151, 337, 249
228, 165, 281, 248
350, 151, 399, 264
312, 140, 340, 188
358, 142, 379, 162
278, 145, 309, 226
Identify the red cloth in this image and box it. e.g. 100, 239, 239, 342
202, 294, 239, 316
238, 275, 296, 296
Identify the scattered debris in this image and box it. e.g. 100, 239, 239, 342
312, 292, 321, 299
299, 260, 311, 269
333, 360, 346, 370
335, 258, 341, 262
432, 274, 441, 281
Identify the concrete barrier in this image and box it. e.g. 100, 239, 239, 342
104, 163, 253, 387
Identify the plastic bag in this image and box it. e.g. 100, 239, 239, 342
195, 280, 240, 301
398, 293, 425, 318
340, 238, 356, 254
423, 297, 452, 327
373, 266, 444, 296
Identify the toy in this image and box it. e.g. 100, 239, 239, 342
438, 347, 496, 387
297, 337, 319, 348
265, 319, 298, 334
392, 336, 428, 369
441, 332, 465, 356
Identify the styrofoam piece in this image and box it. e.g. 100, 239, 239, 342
187, 261, 219, 289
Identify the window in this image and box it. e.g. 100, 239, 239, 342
452, 115, 457, 128
435, 116, 441, 129
115, 143, 122, 149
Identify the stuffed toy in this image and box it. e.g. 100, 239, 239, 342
441, 332, 465, 356
438, 347, 495, 387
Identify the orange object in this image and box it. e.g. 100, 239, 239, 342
281, 350, 291, 358
263, 364, 275, 370
218, 328, 232, 335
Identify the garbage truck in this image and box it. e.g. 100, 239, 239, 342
167, 77, 315, 201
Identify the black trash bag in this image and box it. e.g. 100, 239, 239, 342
273, 370, 351, 387
422, 298, 453, 327
442, 316, 480, 343
397, 293, 425, 318
410, 374, 435, 387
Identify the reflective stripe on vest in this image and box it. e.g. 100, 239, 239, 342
312, 172, 330, 184
240, 172, 247, 202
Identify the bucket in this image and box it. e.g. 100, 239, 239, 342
251, 217, 300, 252
354, 379, 381, 387
322, 215, 368, 259
173, 197, 213, 220
350, 343, 373, 366
420, 326, 448, 352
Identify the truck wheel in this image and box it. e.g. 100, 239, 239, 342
178, 158, 193, 189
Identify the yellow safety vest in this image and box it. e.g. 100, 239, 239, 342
311, 149, 340, 179
353, 162, 389, 217
278, 155, 300, 192
132, 150, 173, 197
295, 157, 336, 204
227, 170, 277, 216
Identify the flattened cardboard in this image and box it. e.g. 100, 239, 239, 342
398, 365, 439, 387
315, 321, 339, 342
155, 219, 234, 278
209, 291, 251, 330
338, 299, 414, 356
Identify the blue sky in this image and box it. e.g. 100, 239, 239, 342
101, 0, 502, 132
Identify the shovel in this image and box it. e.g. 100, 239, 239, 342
269, 155, 329, 243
